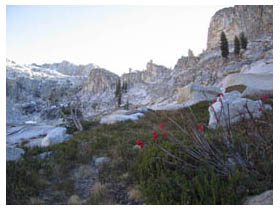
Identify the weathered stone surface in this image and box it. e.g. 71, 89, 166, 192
100, 110, 144, 124
83, 68, 119, 94
95, 157, 110, 167
243, 190, 273, 205
6, 5, 273, 128
6, 146, 25, 161
7, 124, 71, 148
220, 73, 273, 97
38, 151, 53, 159
41, 127, 72, 147
67, 195, 85, 205
208, 91, 267, 129
207, 5, 273, 49
177, 83, 221, 104
41, 60, 99, 76
241, 59, 273, 75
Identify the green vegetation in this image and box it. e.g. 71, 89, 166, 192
220, 31, 229, 58
122, 81, 128, 93
7, 99, 272, 204
234, 36, 241, 56
239, 32, 248, 50
115, 79, 121, 97
225, 85, 247, 93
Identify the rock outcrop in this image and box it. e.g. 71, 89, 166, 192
207, 5, 273, 50
6, 146, 25, 161
83, 68, 119, 94
6, 5, 273, 159
177, 83, 221, 104
6, 124, 72, 148
243, 190, 273, 205
219, 73, 273, 97
121, 60, 171, 85
40, 60, 99, 76
208, 91, 271, 129
174, 49, 199, 70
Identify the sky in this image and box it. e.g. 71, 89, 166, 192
6, 5, 231, 75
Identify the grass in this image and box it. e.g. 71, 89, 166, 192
6, 100, 272, 205
225, 85, 247, 93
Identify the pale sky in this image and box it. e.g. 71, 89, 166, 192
6, 5, 230, 75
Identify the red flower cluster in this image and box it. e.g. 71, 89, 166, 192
153, 131, 159, 142
212, 98, 217, 103
260, 96, 268, 101
258, 107, 263, 113
218, 93, 224, 97
159, 122, 165, 130
197, 123, 203, 132
152, 123, 167, 142
136, 139, 144, 149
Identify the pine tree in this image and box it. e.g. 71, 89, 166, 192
115, 79, 121, 97
234, 36, 240, 56
121, 81, 127, 93
125, 98, 129, 110
220, 31, 229, 58
125, 82, 128, 93
118, 91, 122, 107
239, 32, 248, 50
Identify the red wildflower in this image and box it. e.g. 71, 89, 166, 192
153, 132, 159, 142
212, 98, 217, 103
258, 107, 263, 113
260, 96, 268, 101
162, 132, 167, 137
197, 123, 203, 132
136, 139, 144, 149
159, 122, 165, 130
218, 93, 224, 97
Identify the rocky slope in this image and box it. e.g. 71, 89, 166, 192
207, 5, 273, 49
6, 5, 273, 159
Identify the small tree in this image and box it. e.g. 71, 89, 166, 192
234, 36, 240, 56
115, 79, 121, 97
220, 31, 229, 58
239, 32, 248, 50
125, 98, 129, 110
122, 82, 128, 93
118, 91, 122, 108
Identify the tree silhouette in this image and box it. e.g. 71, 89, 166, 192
220, 31, 229, 58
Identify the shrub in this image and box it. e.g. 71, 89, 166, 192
132, 99, 272, 204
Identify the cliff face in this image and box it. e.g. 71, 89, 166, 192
41, 61, 99, 76
121, 60, 171, 85
207, 5, 273, 49
6, 5, 273, 122
83, 68, 119, 94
